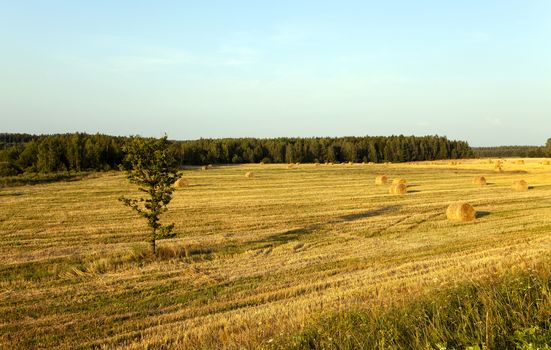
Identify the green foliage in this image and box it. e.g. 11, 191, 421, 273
0, 133, 125, 175
0, 133, 39, 149
0, 172, 88, 187
513, 327, 551, 350
0, 133, 475, 176
474, 146, 548, 158
283, 261, 551, 350
0, 161, 19, 177
171, 135, 474, 165
119, 135, 179, 254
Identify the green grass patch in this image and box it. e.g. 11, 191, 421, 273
0, 171, 91, 187
282, 260, 551, 350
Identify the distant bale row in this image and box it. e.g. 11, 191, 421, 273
374, 175, 408, 194
471, 176, 530, 191
375, 176, 407, 185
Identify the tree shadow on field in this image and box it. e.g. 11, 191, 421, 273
476, 211, 491, 219
338, 205, 401, 222
247, 205, 402, 249
0, 191, 23, 196
249, 228, 311, 246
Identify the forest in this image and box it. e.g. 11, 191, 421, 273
0, 132, 475, 175
473, 145, 549, 158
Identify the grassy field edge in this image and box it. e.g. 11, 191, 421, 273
280, 257, 551, 350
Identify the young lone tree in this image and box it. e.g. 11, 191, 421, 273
119, 135, 179, 255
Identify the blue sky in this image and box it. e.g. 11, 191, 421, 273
1, 1, 550, 146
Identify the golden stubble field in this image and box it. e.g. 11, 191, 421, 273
1, 159, 551, 349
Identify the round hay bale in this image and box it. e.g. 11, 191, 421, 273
201, 165, 208, 171
174, 178, 189, 188
512, 180, 528, 192
542, 160, 550, 166
392, 178, 407, 185
348, 161, 353, 165
472, 176, 487, 186
259, 161, 265, 165
245, 172, 254, 178
314, 162, 320, 166
516, 160, 525, 165
375, 175, 388, 185
389, 183, 407, 195
287, 164, 294, 169
494, 164, 503, 173
446, 202, 476, 222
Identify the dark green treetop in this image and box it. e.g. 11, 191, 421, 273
119, 135, 179, 255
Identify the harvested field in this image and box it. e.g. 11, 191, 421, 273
1, 159, 551, 349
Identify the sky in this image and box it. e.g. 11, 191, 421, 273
1, 1, 550, 146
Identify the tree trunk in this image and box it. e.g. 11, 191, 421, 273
150, 229, 156, 256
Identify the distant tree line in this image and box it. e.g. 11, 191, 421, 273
473, 144, 550, 158
0, 132, 474, 176
171, 135, 473, 166
0, 133, 126, 176
0, 133, 41, 149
